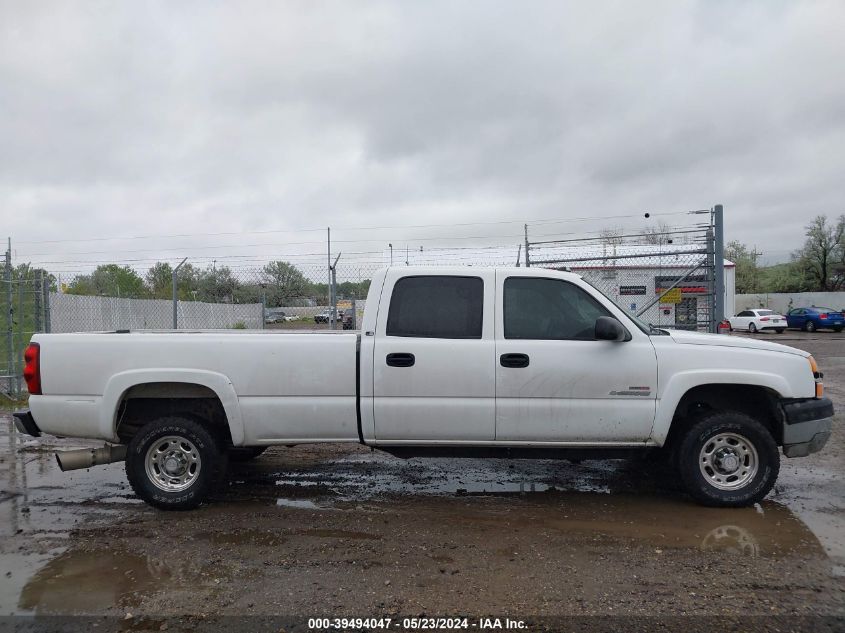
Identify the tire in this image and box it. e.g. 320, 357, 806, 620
775, 329, 784, 334
834, 327, 843, 333
676, 411, 779, 507
805, 321, 816, 333
126, 416, 228, 510
748, 323, 757, 333
228, 446, 268, 462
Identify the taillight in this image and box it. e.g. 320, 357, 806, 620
23, 343, 41, 395
820, 313, 828, 319
760, 317, 770, 321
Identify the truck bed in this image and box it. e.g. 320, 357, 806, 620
30, 330, 361, 444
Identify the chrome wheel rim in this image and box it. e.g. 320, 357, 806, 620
145, 436, 202, 492
698, 432, 758, 491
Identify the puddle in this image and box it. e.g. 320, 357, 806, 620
273, 452, 613, 501
276, 498, 324, 510
10, 548, 216, 615
2, 411, 844, 615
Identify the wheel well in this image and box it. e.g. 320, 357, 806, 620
115, 382, 233, 446
666, 384, 783, 448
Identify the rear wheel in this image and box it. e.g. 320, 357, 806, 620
805, 321, 816, 332
775, 329, 784, 334
126, 416, 227, 510
834, 327, 843, 333
677, 411, 779, 507
748, 322, 757, 333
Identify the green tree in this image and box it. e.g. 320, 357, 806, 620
261, 261, 310, 306
67, 264, 147, 298
145, 262, 173, 299
195, 265, 240, 303
725, 241, 760, 294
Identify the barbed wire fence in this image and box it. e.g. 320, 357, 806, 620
2, 206, 725, 398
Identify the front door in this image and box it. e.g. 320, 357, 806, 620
372, 271, 496, 442
495, 271, 658, 443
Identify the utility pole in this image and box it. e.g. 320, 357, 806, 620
172, 257, 187, 329
327, 227, 332, 326
524, 224, 530, 267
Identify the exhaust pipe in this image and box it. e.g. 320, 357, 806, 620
55, 443, 127, 472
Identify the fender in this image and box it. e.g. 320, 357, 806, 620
100, 369, 245, 445
651, 369, 790, 445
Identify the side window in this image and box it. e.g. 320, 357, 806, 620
738, 311, 752, 317
386, 276, 483, 339
504, 277, 612, 340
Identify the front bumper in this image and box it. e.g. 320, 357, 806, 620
780, 397, 833, 457
12, 410, 41, 438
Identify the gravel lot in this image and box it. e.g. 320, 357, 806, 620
1, 331, 843, 630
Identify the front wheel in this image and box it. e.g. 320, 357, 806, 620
677, 411, 779, 507
126, 417, 228, 510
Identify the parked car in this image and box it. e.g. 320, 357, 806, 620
341, 310, 356, 330
728, 309, 786, 334
264, 310, 286, 324
785, 307, 845, 333
314, 308, 341, 324
14, 266, 832, 510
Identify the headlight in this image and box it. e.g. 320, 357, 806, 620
808, 355, 824, 397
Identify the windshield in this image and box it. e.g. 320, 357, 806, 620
757, 310, 775, 316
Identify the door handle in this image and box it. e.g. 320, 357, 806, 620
386, 353, 415, 368
500, 353, 529, 368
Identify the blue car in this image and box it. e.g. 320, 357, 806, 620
785, 306, 845, 332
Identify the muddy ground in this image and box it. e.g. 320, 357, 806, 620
1, 331, 844, 630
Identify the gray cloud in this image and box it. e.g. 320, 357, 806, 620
1, 0, 843, 271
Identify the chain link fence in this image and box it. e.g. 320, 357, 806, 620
527, 223, 719, 332
2, 209, 724, 397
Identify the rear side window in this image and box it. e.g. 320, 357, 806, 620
386, 276, 483, 339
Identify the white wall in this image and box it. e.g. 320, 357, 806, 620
49, 293, 263, 332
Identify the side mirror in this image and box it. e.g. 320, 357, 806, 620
595, 316, 627, 341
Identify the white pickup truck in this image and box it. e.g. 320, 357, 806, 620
14, 267, 833, 510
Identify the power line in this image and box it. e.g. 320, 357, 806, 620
14, 210, 692, 246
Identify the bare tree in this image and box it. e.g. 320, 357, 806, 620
795, 215, 845, 291
641, 221, 673, 244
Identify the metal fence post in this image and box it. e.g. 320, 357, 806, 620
4, 239, 15, 396
261, 290, 266, 330
524, 224, 530, 267
172, 258, 187, 329
16, 273, 24, 395
706, 226, 716, 333
351, 297, 357, 330
713, 204, 725, 327
34, 271, 42, 333
43, 273, 51, 334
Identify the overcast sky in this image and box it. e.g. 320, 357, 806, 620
2, 0, 843, 275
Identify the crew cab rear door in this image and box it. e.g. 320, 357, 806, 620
372, 270, 496, 441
